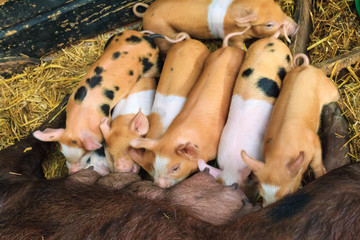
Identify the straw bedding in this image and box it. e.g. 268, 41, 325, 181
0, 0, 359, 179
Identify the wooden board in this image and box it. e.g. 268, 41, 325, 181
0, 0, 154, 59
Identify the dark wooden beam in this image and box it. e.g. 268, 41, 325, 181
314, 48, 360, 76
289, 0, 312, 56
0, 56, 40, 78
0, 0, 154, 59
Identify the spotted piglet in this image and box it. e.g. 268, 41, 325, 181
99, 77, 156, 173
83, 146, 110, 176
129, 39, 210, 176
241, 53, 340, 206
33, 30, 161, 174
198, 36, 293, 188
131, 42, 245, 188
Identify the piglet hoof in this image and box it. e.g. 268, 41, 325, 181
202, 167, 210, 174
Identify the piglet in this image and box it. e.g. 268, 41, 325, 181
129, 38, 210, 176
133, 0, 298, 52
32, 30, 162, 174
99, 77, 156, 173
83, 146, 110, 176
241, 53, 340, 206
131, 41, 245, 188
199, 36, 293, 187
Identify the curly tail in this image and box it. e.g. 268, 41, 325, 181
293, 53, 310, 67
133, 3, 149, 18
141, 30, 191, 43
222, 26, 251, 47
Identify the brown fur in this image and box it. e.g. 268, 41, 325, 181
319, 102, 351, 171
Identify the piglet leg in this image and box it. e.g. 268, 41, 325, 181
198, 159, 222, 180
115, 158, 137, 173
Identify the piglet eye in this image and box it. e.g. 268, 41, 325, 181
265, 22, 274, 28
170, 164, 180, 173
86, 158, 91, 165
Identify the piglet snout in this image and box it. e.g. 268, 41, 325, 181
157, 177, 173, 188
68, 166, 82, 174
285, 16, 299, 37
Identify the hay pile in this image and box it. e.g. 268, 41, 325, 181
0, 1, 359, 179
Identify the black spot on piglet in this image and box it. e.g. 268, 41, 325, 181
87, 75, 102, 88
266, 42, 274, 47
257, 77, 280, 98
277, 67, 287, 82
100, 104, 110, 116
94, 66, 103, 75
95, 146, 106, 157
74, 86, 87, 102
242, 68, 254, 78
104, 89, 114, 100
142, 58, 154, 73
126, 35, 142, 43
112, 52, 120, 60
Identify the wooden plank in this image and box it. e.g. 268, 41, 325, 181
314, 48, 360, 76
0, 0, 76, 29
289, 0, 313, 56
0, 0, 154, 58
0, 56, 40, 78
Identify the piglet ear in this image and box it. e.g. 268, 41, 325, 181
235, 13, 258, 27
99, 117, 111, 139
130, 138, 158, 150
241, 150, 264, 173
176, 142, 199, 160
129, 109, 149, 136
33, 128, 65, 142
287, 151, 305, 177
80, 130, 102, 151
